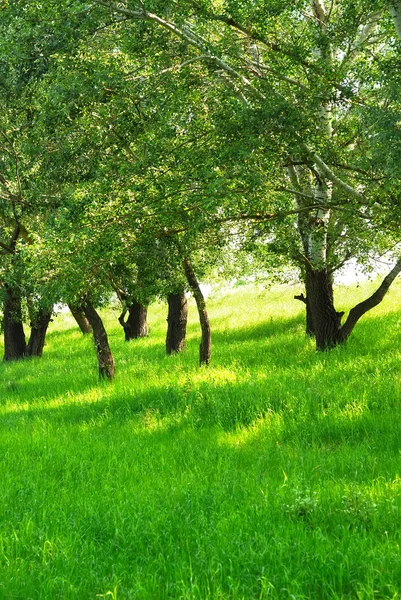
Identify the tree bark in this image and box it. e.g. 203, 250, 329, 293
68, 303, 92, 334
305, 266, 344, 350
182, 257, 211, 366
304, 258, 401, 350
166, 292, 188, 354
3, 285, 26, 361
390, 0, 401, 40
294, 292, 315, 336
26, 309, 52, 358
83, 299, 115, 380
118, 299, 148, 341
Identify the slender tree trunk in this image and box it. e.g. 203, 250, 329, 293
26, 309, 52, 358
391, 0, 401, 39
182, 258, 211, 366
339, 257, 401, 342
118, 300, 148, 341
83, 299, 115, 380
294, 292, 315, 336
68, 303, 92, 334
3, 285, 26, 361
166, 292, 188, 354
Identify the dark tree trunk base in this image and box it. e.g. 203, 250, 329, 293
3, 285, 26, 361
305, 267, 343, 350
83, 299, 115, 379
183, 258, 211, 366
118, 300, 148, 341
294, 293, 315, 337
166, 292, 188, 354
26, 310, 52, 358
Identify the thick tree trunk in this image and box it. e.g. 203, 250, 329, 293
83, 299, 115, 380
305, 258, 401, 350
166, 292, 188, 354
3, 285, 26, 361
26, 309, 52, 358
182, 258, 211, 366
305, 266, 344, 350
118, 300, 148, 341
68, 303, 92, 334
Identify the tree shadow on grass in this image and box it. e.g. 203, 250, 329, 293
0, 331, 98, 404
1, 308, 400, 445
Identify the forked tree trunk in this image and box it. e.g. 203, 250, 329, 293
304, 258, 401, 350
68, 303, 92, 334
26, 309, 52, 358
3, 285, 26, 361
83, 299, 115, 380
182, 258, 211, 366
166, 292, 188, 354
118, 300, 148, 341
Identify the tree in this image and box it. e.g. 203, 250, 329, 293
68, 303, 92, 334
86, 0, 401, 350
166, 292, 188, 354
6, 0, 401, 365
83, 297, 115, 379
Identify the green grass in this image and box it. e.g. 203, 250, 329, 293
1, 281, 401, 599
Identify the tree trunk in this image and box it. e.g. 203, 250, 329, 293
166, 292, 188, 354
301, 258, 401, 350
83, 299, 115, 380
294, 292, 315, 337
68, 303, 92, 334
118, 300, 148, 341
3, 285, 26, 361
26, 309, 52, 358
391, 0, 401, 39
305, 266, 344, 350
182, 258, 211, 366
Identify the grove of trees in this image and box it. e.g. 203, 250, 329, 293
1, 0, 401, 377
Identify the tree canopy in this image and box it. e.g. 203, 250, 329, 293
1, 0, 401, 369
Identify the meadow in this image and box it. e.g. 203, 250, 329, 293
1, 280, 401, 599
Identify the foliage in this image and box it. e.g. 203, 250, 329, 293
1, 0, 401, 348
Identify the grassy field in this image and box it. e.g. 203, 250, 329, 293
1, 280, 401, 599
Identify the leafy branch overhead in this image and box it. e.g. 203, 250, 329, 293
0, 0, 401, 362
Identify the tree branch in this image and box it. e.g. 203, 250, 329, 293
302, 144, 366, 202
340, 257, 401, 341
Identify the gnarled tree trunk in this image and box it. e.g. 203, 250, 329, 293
68, 303, 92, 334
183, 258, 211, 366
26, 309, 52, 358
3, 285, 26, 361
166, 292, 188, 354
118, 299, 148, 341
83, 299, 115, 380
301, 259, 401, 350
305, 266, 344, 349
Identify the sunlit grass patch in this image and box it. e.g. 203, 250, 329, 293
0, 281, 401, 598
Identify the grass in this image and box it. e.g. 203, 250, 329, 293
1, 280, 401, 598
